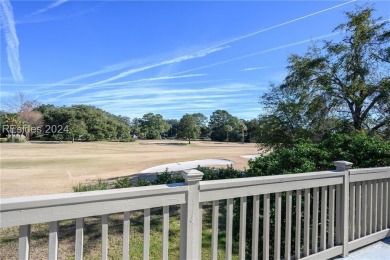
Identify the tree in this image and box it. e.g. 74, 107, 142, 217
244, 118, 260, 143
166, 119, 179, 138
224, 125, 233, 143
67, 118, 87, 143
2, 92, 43, 137
238, 120, 247, 144
209, 110, 240, 141
258, 6, 390, 147
36, 104, 131, 141
140, 113, 169, 139
131, 118, 143, 138
177, 114, 199, 144
2, 92, 40, 113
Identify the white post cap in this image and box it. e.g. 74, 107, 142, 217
181, 169, 204, 183
333, 161, 353, 171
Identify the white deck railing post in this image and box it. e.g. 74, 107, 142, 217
334, 160, 353, 257
180, 169, 204, 260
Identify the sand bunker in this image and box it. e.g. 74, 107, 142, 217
240, 154, 260, 159
141, 159, 234, 173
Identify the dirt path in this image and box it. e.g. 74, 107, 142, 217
0, 140, 259, 198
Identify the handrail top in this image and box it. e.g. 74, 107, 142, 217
349, 166, 390, 174
0, 182, 187, 212
200, 170, 343, 191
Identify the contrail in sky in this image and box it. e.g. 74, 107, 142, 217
55, 46, 228, 97
174, 32, 341, 75
52, 0, 355, 86
0, 0, 23, 82
32, 0, 69, 15
205, 0, 356, 49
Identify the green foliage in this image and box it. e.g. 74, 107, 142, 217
177, 114, 200, 143
208, 110, 241, 142
153, 169, 185, 184
136, 178, 152, 186
257, 6, 390, 148
113, 177, 132, 188
72, 179, 109, 192
139, 113, 169, 139
0, 138, 7, 142
36, 104, 131, 141
165, 119, 179, 138
249, 133, 390, 176
196, 165, 246, 180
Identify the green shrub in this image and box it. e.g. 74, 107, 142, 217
113, 176, 132, 188
0, 138, 7, 143
153, 169, 185, 184
73, 179, 109, 192
196, 165, 246, 180
249, 133, 390, 176
136, 178, 151, 186
7, 136, 27, 143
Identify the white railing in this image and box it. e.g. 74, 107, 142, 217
0, 161, 389, 259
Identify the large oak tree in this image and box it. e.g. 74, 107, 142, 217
259, 6, 390, 147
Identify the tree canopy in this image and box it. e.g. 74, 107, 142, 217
177, 114, 199, 144
36, 104, 132, 141
258, 6, 390, 148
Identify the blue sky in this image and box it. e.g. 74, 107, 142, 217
1, 0, 389, 120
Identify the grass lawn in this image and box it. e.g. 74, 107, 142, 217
0, 140, 258, 198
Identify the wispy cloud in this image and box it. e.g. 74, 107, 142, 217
241, 67, 270, 72
175, 32, 340, 75
0, 0, 23, 82
32, 0, 69, 15
49, 0, 354, 88
197, 0, 356, 52
47, 83, 264, 119
48, 46, 228, 89
55, 47, 227, 97
88, 46, 228, 86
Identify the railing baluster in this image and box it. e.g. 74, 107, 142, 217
144, 208, 150, 260
356, 182, 362, 239
226, 198, 233, 260
388, 179, 390, 228
102, 215, 109, 260
303, 188, 310, 257
263, 193, 270, 260
48, 221, 59, 260
285, 191, 292, 260
312, 187, 319, 254
349, 183, 356, 241
75, 218, 84, 260
252, 195, 260, 260
274, 192, 282, 260
163, 206, 169, 260
211, 200, 219, 260
328, 185, 335, 248
295, 190, 302, 260
320, 186, 327, 251
199, 203, 203, 259
385, 179, 389, 228
378, 181, 383, 231
123, 212, 130, 260
179, 204, 186, 259
361, 182, 367, 237
367, 181, 373, 234
335, 185, 342, 245
239, 197, 247, 260
19, 224, 31, 260
373, 181, 378, 232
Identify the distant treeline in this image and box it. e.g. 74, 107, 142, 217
0, 104, 261, 143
